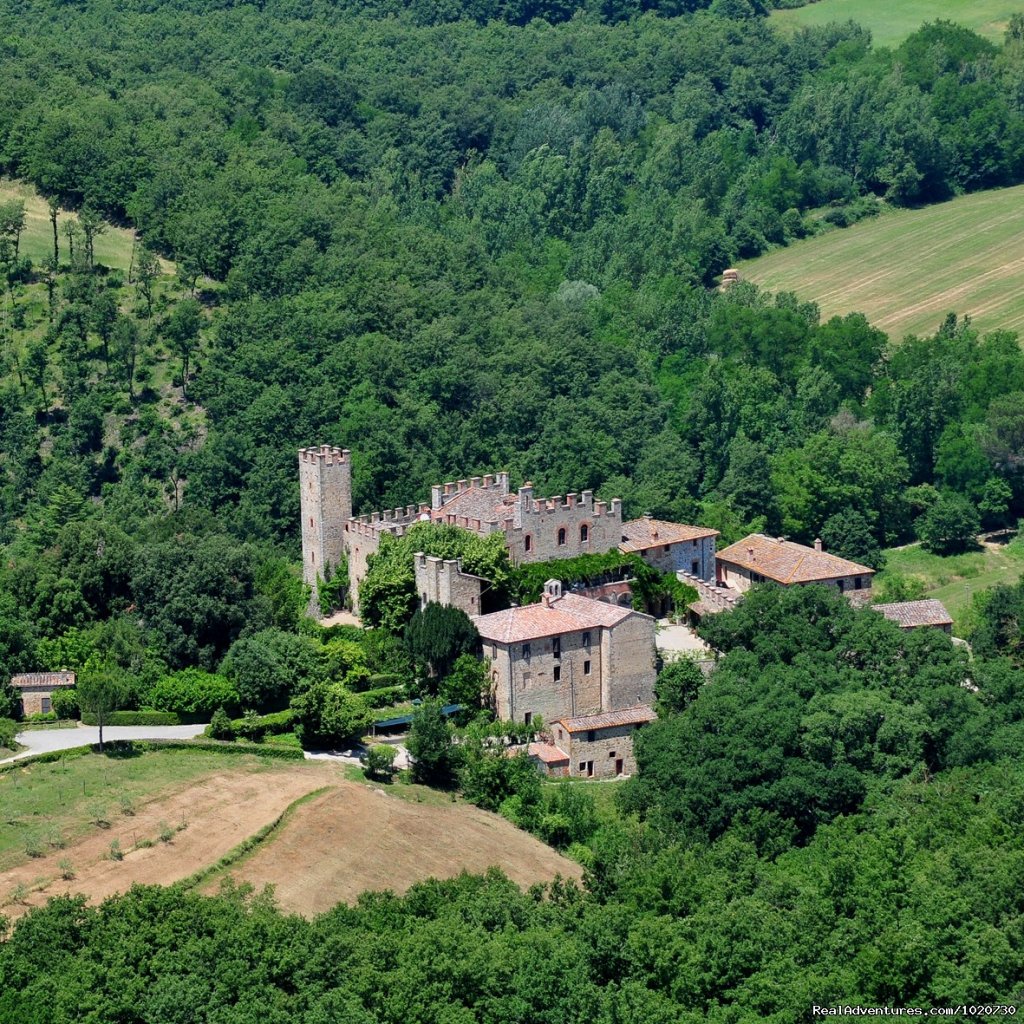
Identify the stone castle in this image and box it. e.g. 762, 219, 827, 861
299, 444, 629, 613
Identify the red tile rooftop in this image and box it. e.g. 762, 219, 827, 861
556, 705, 657, 733
619, 517, 719, 553
871, 599, 953, 629
473, 592, 636, 644
716, 533, 874, 584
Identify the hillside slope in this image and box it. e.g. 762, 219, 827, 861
771, 0, 1022, 47
739, 183, 1024, 339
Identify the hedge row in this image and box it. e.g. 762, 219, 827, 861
361, 685, 407, 709
81, 710, 185, 727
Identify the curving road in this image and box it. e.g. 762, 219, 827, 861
1, 724, 207, 764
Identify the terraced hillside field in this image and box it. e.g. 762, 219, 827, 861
771, 0, 1023, 47
739, 184, 1024, 340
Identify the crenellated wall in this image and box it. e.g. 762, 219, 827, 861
414, 552, 484, 617
505, 485, 623, 564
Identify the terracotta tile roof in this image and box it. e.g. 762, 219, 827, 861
473, 592, 634, 644
619, 517, 719, 553
872, 599, 953, 629
528, 742, 570, 764
557, 705, 657, 733
716, 534, 874, 584
433, 486, 511, 524
9, 671, 76, 689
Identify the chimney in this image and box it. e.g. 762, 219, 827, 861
814, 538, 822, 552
747, 546, 755, 562
777, 536, 785, 545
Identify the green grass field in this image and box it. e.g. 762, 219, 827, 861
771, 0, 1023, 47
0, 748, 277, 871
877, 535, 1024, 633
1, 177, 139, 272
739, 183, 1024, 340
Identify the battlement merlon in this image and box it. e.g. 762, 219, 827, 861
431, 470, 510, 511
299, 445, 351, 465
518, 490, 623, 517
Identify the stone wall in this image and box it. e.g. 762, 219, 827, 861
486, 633, 603, 724
414, 553, 484, 617
601, 612, 657, 712
636, 535, 717, 580
556, 723, 642, 779
505, 486, 623, 564
718, 562, 872, 596
19, 686, 61, 716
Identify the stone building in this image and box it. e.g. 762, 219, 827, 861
872, 599, 953, 633
10, 671, 75, 716
715, 534, 874, 596
550, 706, 657, 779
299, 445, 625, 612
618, 515, 719, 580
473, 580, 656, 726
414, 553, 486, 616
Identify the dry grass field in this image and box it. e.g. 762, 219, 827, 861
739, 184, 1024, 340
0, 753, 579, 922
771, 0, 1023, 47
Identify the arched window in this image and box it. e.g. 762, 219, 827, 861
557, 527, 566, 546
524, 534, 532, 553
580, 524, 589, 543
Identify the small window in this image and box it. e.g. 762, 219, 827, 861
522, 643, 531, 659
587, 730, 595, 742
692, 560, 700, 575
554, 666, 561, 682
584, 660, 591, 675
578, 762, 586, 774
855, 577, 863, 590
608, 750, 616, 758
580, 524, 589, 543
557, 527, 567, 546
310, 517, 314, 528
311, 551, 315, 564
524, 534, 532, 553
41, 697, 52, 713
663, 544, 670, 553
553, 637, 561, 658
582, 631, 591, 647
837, 579, 845, 593
557, 728, 563, 741
524, 712, 532, 726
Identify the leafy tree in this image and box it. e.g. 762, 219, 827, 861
407, 697, 458, 785
291, 682, 371, 747
206, 706, 235, 740
147, 670, 239, 718
405, 604, 479, 683
918, 492, 981, 554
77, 665, 130, 750
220, 629, 324, 712
439, 653, 488, 715
653, 658, 703, 715
820, 509, 886, 570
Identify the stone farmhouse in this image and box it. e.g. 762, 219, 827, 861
10, 671, 75, 716
473, 579, 656, 726
715, 533, 874, 596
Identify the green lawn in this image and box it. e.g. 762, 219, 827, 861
739, 183, 1024, 341
771, 0, 1022, 47
1, 177, 140, 272
877, 535, 1024, 634
0, 748, 278, 871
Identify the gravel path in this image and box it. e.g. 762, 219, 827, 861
2, 724, 207, 764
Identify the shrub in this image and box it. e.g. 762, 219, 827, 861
120, 794, 136, 816
206, 706, 235, 740
108, 839, 124, 861
148, 669, 239, 718
0, 717, 17, 749
51, 688, 80, 720
360, 685, 407, 709
231, 708, 295, 742
364, 744, 397, 781
158, 821, 175, 843
291, 684, 371, 747
58, 859, 74, 880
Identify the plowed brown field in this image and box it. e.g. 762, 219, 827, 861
1, 759, 579, 922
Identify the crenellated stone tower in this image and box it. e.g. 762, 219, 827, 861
299, 446, 352, 602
